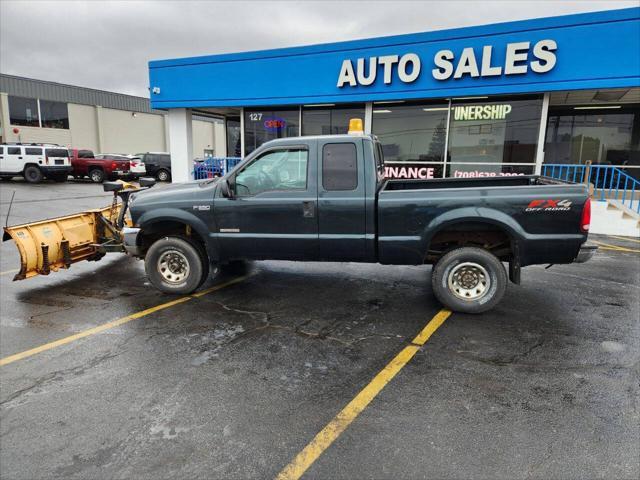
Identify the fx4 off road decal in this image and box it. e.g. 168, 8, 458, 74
525, 199, 572, 212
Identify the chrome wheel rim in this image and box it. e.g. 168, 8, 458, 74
157, 250, 190, 284
91, 171, 102, 182
158, 171, 168, 181
447, 262, 490, 301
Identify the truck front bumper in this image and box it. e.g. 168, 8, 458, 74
575, 244, 598, 263
122, 227, 142, 257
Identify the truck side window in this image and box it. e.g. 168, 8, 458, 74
7, 147, 20, 155
235, 148, 308, 197
25, 148, 42, 155
322, 143, 357, 191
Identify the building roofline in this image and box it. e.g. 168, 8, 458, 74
0, 73, 150, 102
0, 73, 161, 114
149, 7, 639, 69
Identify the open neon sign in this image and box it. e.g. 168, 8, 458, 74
264, 117, 286, 131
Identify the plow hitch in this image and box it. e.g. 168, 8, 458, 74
2, 178, 155, 281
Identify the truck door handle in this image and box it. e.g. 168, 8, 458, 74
18, 156, 23, 159
302, 201, 315, 218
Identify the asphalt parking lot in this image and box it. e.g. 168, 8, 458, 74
1, 180, 639, 480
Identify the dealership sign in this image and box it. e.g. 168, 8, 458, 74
453, 104, 512, 121
337, 39, 557, 87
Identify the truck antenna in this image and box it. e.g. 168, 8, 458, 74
5, 190, 16, 228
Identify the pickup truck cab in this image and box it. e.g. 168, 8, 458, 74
123, 132, 595, 313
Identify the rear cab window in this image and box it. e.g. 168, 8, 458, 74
322, 143, 358, 191
78, 150, 94, 159
25, 147, 43, 155
7, 147, 21, 155
45, 148, 69, 158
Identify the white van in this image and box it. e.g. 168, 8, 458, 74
0, 143, 72, 183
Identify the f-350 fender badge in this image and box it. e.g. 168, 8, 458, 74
193, 205, 211, 211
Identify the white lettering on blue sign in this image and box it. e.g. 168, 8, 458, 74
434, 39, 557, 80
337, 39, 557, 87
337, 53, 421, 87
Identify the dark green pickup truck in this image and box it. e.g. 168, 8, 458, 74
123, 133, 595, 313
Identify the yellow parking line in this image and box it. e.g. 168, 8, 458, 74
606, 234, 640, 244
0, 275, 249, 367
591, 240, 640, 253
276, 309, 451, 480
0, 269, 19, 276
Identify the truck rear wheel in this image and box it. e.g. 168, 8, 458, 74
89, 168, 105, 183
156, 169, 171, 182
431, 247, 506, 314
24, 165, 43, 184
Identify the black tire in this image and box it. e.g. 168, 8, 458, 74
89, 168, 105, 183
156, 169, 171, 182
431, 247, 507, 314
23, 165, 43, 184
190, 236, 214, 289
145, 236, 208, 294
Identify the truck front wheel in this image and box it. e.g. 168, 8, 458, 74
431, 247, 507, 314
145, 236, 209, 294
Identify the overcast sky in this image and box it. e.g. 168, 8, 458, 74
1, 0, 636, 97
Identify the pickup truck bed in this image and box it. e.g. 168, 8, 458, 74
378, 175, 588, 267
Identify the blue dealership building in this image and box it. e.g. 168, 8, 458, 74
148, 7, 639, 184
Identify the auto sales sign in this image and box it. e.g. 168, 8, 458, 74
337, 40, 557, 87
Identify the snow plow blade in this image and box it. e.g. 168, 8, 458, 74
2, 205, 123, 281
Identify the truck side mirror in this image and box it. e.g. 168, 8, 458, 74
221, 179, 234, 199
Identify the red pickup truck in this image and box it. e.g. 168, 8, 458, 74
69, 149, 131, 183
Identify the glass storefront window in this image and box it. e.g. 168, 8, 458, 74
372, 102, 448, 163
302, 104, 365, 136
544, 105, 639, 170
226, 117, 241, 157
9, 96, 40, 127
447, 96, 542, 178
244, 108, 299, 154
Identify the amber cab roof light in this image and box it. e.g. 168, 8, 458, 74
348, 118, 364, 135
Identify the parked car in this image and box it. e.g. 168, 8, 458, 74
69, 149, 131, 183
193, 157, 242, 180
122, 132, 595, 313
134, 152, 171, 181
128, 155, 146, 178
0, 143, 71, 183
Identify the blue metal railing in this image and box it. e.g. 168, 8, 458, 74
192, 157, 242, 180
542, 163, 640, 213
